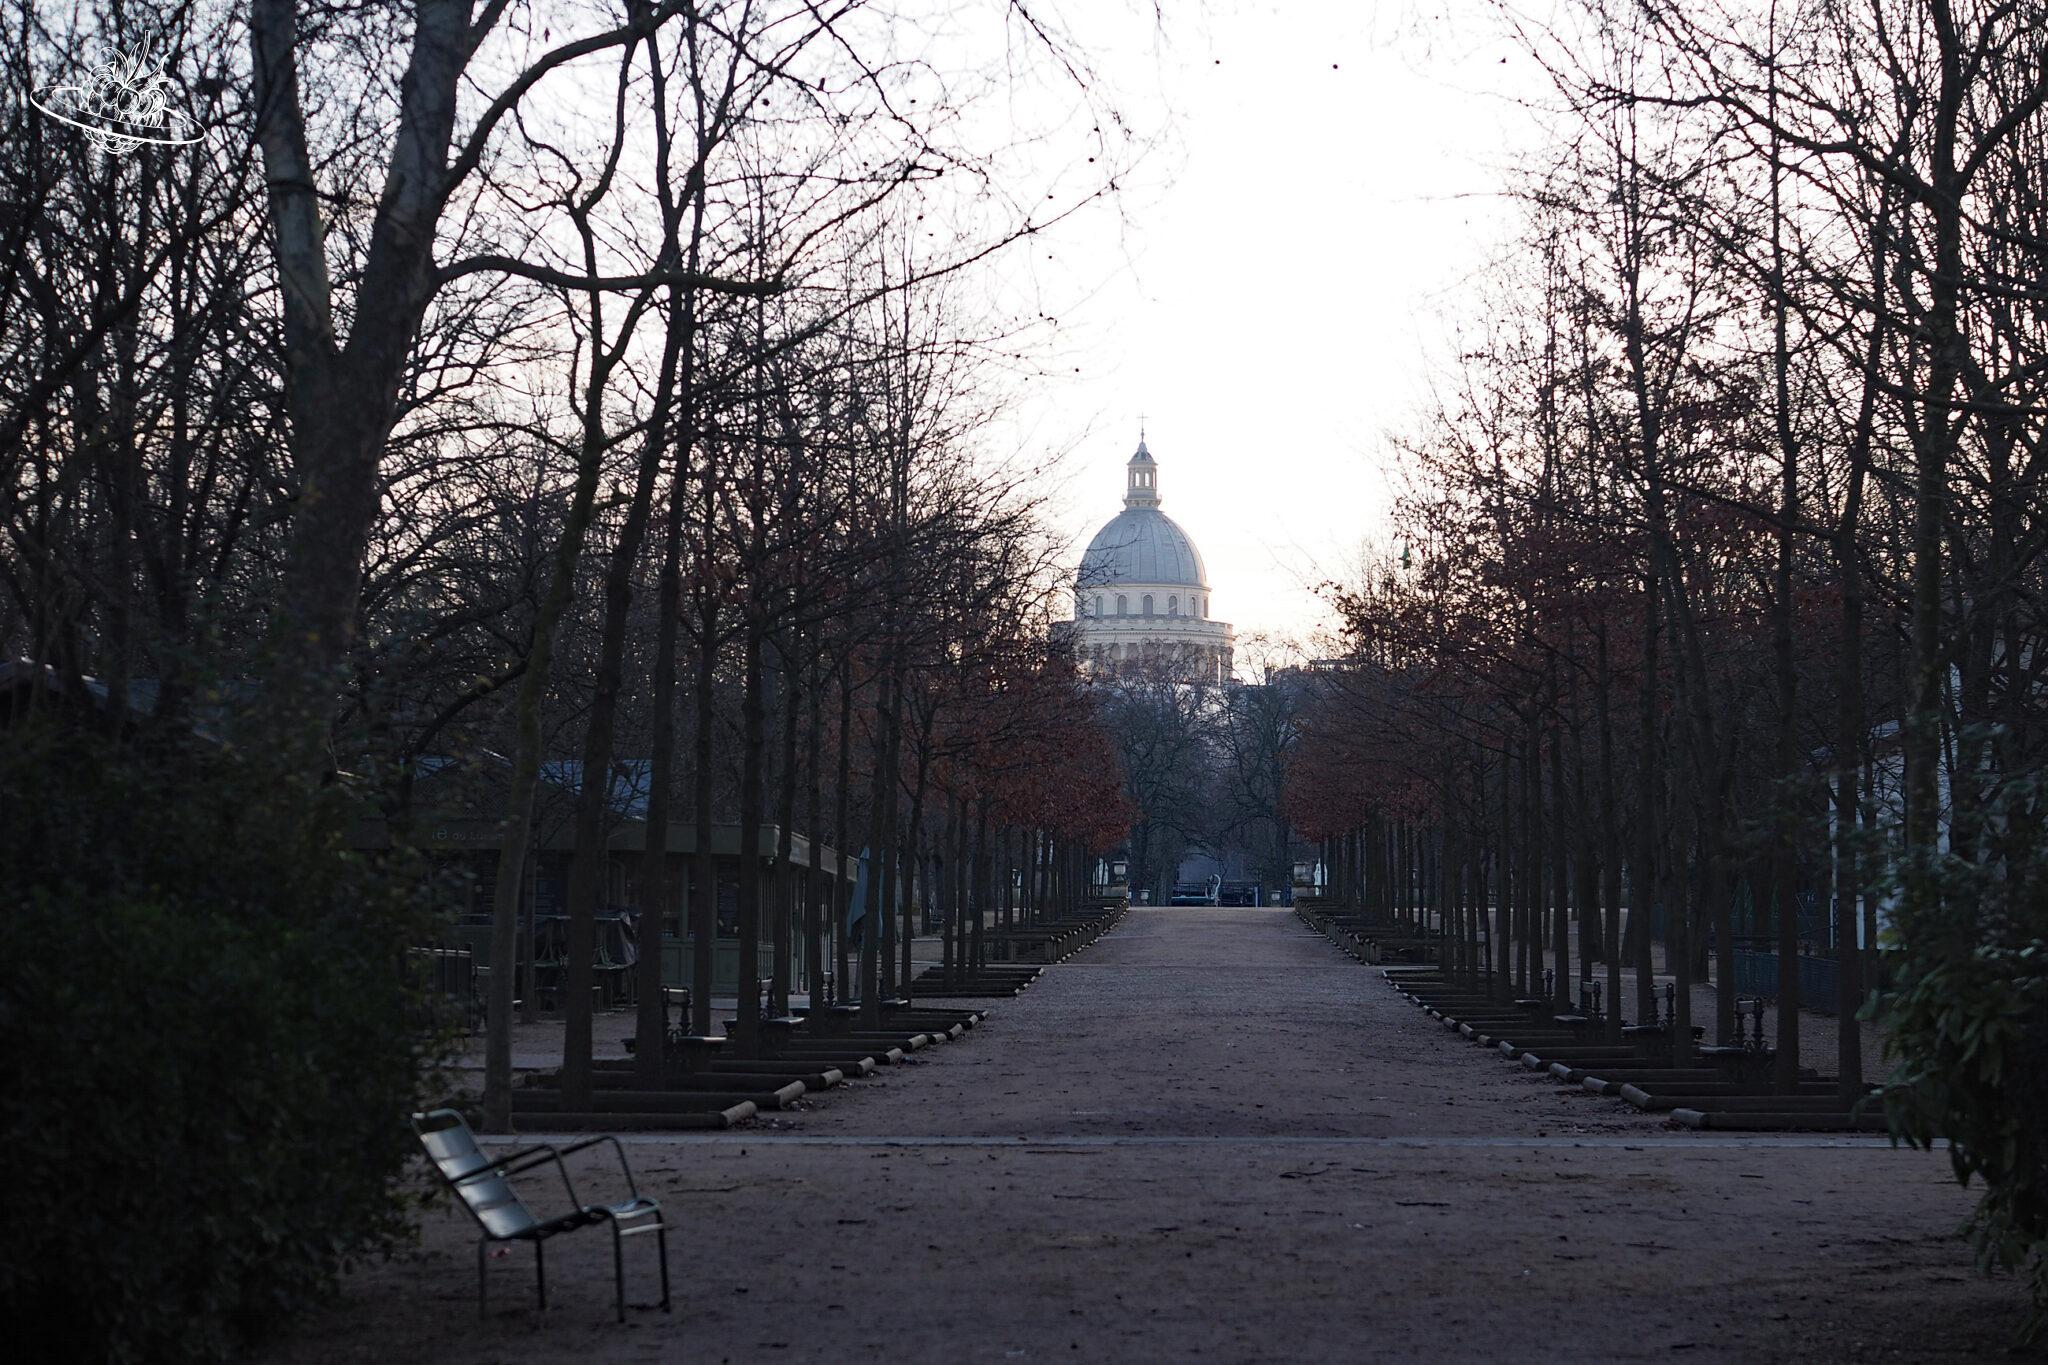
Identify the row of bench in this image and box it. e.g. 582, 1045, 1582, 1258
1299, 907, 1882, 1132
1299, 904, 1445, 967
907, 904, 1125, 997
505, 899, 1128, 1131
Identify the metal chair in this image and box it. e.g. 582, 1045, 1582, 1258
411, 1108, 672, 1321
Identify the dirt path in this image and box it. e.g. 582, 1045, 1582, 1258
270, 907, 2028, 1364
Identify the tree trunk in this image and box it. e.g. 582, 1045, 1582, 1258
859, 667, 893, 1026
901, 720, 934, 996
803, 653, 826, 1013
971, 798, 990, 975
633, 455, 688, 1090
772, 643, 801, 1016
689, 605, 719, 1035
1598, 621, 1624, 1042
1766, 88, 1804, 1092
734, 608, 768, 1055
1550, 718, 1571, 1011
248, 0, 470, 753
833, 663, 855, 1005
1633, 568, 1660, 1025
1901, 15, 1967, 951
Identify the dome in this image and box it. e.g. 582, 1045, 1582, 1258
1067, 433, 1234, 684
1079, 507, 1208, 589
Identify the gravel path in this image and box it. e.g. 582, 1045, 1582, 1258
778, 903, 1652, 1139
269, 906, 2029, 1364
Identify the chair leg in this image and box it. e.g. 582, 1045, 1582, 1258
476, 1239, 489, 1318
612, 1223, 626, 1323
657, 1220, 672, 1313
535, 1238, 547, 1312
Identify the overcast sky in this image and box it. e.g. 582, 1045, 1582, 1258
997, 1, 1555, 656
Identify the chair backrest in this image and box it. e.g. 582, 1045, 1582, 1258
412, 1109, 539, 1239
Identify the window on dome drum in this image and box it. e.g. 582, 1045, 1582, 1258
1142, 594, 1153, 616
1094, 595, 1104, 618
1116, 594, 1127, 616
1168, 595, 1177, 616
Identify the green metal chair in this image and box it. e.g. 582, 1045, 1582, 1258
411, 1109, 671, 1321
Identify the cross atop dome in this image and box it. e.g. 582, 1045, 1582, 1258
1124, 433, 1160, 509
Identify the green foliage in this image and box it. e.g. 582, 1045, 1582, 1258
1880, 761, 2048, 1343
0, 720, 447, 1362
1883, 942, 2048, 1339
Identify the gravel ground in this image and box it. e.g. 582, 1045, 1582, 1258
267, 906, 2029, 1364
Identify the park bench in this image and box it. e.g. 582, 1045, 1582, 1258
411, 1108, 671, 1322
1547, 978, 1607, 1037
623, 985, 693, 1057
799, 971, 866, 1035
1697, 996, 1780, 1087
909, 961, 1042, 997
616, 986, 739, 1074
1357, 934, 1440, 965
981, 928, 1075, 964
724, 978, 809, 1047
597, 1045, 852, 1090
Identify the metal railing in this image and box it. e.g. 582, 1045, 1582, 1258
1729, 949, 1841, 1013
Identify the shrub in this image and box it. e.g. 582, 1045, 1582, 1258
1880, 761, 2048, 1344
0, 720, 446, 1362
1883, 942, 2048, 1340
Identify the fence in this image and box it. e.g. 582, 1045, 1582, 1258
407, 943, 481, 1032
1729, 949, 1841, 1013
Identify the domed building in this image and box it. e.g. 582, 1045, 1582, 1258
1067, 437, 1234, 685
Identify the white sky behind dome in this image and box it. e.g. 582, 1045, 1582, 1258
992, 1, 1557, 656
